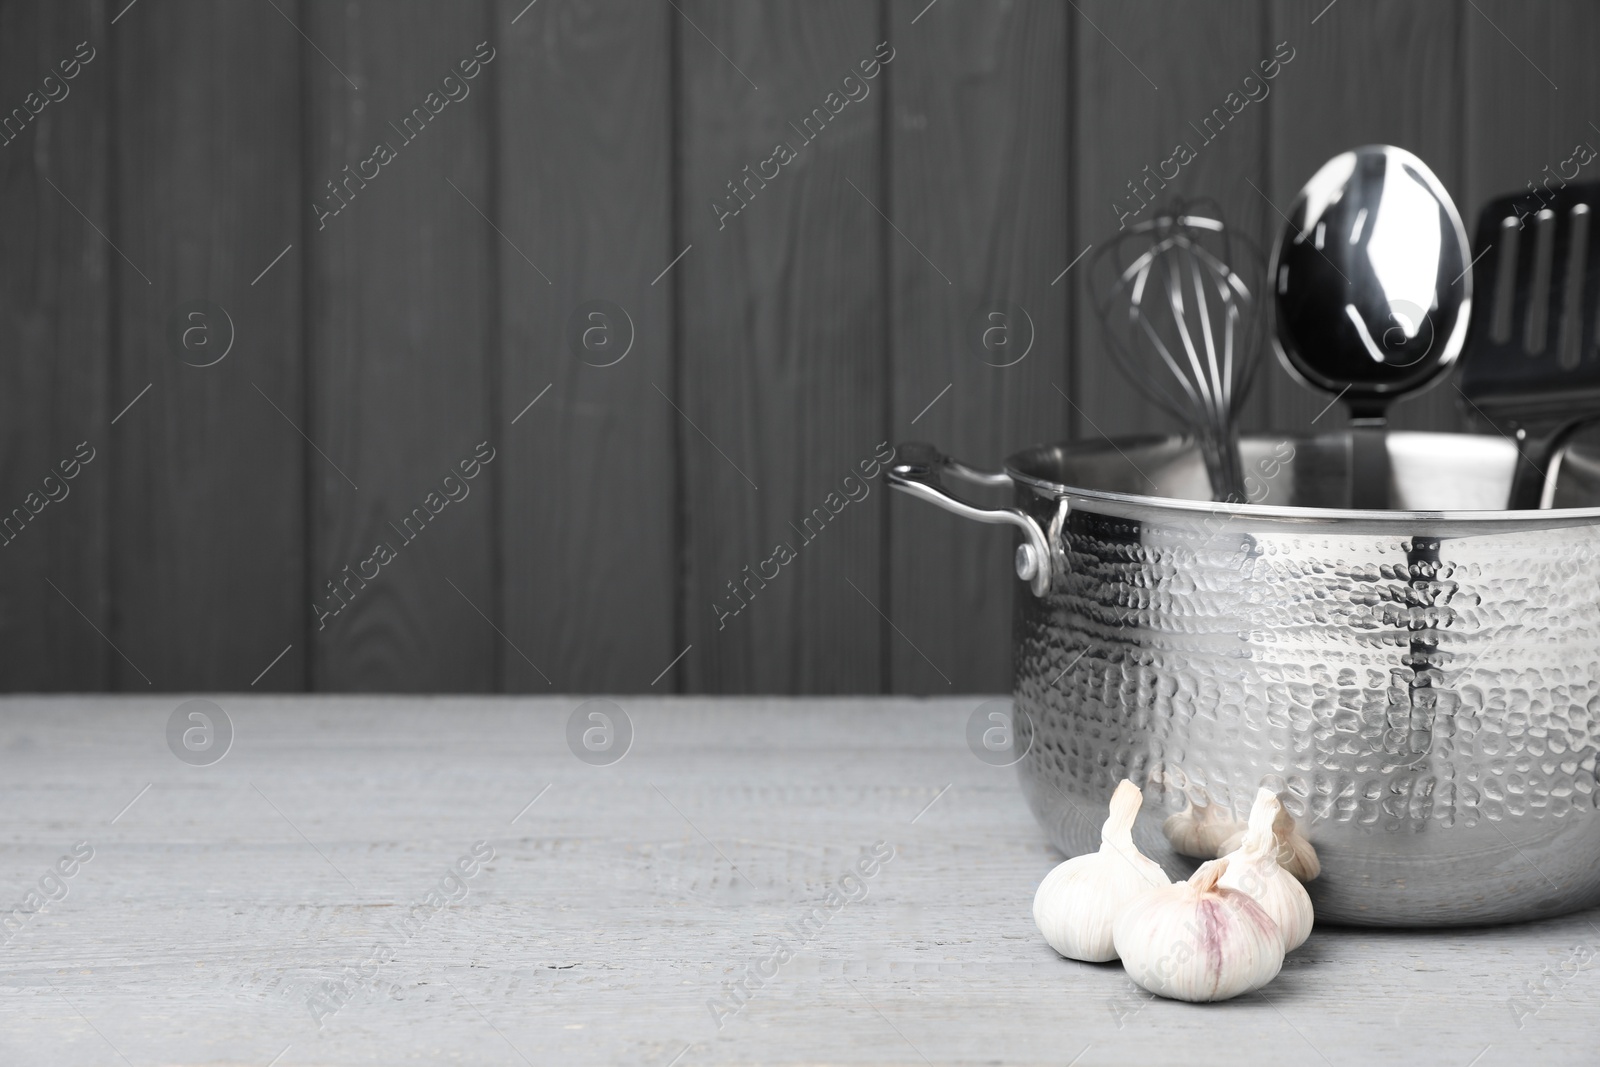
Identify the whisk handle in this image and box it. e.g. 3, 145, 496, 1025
1199, 430, 1249, 504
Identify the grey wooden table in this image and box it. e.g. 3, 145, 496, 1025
1, 696, 1595, 1066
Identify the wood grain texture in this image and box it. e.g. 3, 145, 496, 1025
0, 1, 110, 691
677, 1, 887, 693
1071, 1, 1272, 440
305, 2, 498, 691
1464, 4, 1600, 220
495, 0, 676, 693
110, 0, 305, 689
1, 695, 1598, 1065
1267, 0, 1466, 434
885, 0, 1070, 694
11, 5, 1600, 696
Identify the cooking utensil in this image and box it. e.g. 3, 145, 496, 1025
889, 430, 1600, 926
1269, 145, 1473, 509
1091, 202, 1264, 502
1458, 181, 1600, 509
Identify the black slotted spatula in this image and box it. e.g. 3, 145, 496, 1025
1459, 181, 1600, 509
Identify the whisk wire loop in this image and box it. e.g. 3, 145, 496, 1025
1090, 201, 1266, 502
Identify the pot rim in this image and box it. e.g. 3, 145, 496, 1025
1003, 432, 1600, 533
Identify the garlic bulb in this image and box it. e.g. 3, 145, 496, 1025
1033, 779, 1170, 962
1162, 798, 1243, 859
1218, 798, 1320, 882
1218, 789, 1315, 951
1112, 857, 1284, 1002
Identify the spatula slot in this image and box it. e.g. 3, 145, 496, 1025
1491, 215, 1519, 345
1524, 208, 1556, 356
1559, 204, 1590, 370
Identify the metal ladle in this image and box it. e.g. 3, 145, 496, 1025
1268, 145, 1473, 509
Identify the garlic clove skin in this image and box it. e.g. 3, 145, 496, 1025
1034, 779, 1171, 962
1112, 857, 1284, 1002
1162, 800, 1244, 860
1278, 831, 1321, 883
1218, 789, 1315, 951
1217, 797, 1321, 882
1033, 857, 1123, 963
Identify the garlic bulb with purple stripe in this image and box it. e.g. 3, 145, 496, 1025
1112, 857, 1284, 1002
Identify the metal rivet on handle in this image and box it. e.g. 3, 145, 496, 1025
1015, 543, 1040, 583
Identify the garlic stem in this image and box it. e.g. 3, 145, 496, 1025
1217, 795, 1321, 882
1218, 789, 1315, 950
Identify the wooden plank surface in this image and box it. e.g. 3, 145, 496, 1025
109, 0, 305, 690
0, 1, 110, 690
305, 2, 498, 691
885, 0, 1070, 694
677, 1, 887, 693
1, 695, 1597, 1065
1464, 5, 1600, 228
1266, 0, 1466, 434
495, 0, 676, 692
1070, 1, 1273, 440
10, 5, 1600, 695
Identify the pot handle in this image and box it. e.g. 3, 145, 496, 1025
886, 442, 1058, 597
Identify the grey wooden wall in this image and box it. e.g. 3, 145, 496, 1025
0, 0, 1591, 694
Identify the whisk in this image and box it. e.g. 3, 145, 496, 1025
1090, 202, 1265, 503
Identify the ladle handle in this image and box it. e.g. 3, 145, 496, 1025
1349, 423, 1390, 510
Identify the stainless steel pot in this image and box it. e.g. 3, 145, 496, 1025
890, 431, 1600, 926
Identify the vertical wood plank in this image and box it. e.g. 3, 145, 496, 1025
1464, 4, 1600, 240
885, 0, 1070, 694
305, 2, 498, 691
1267, 0, 1465, 433
111, 0, 304, 689
0, 1, 110, 690
496, 0, 676, 693
678, 0, 887, 693
1072, 2, 1270, 442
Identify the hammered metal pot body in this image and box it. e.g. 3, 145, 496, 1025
1004, 433, 1600, 927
